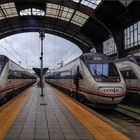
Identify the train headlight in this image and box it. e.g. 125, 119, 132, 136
116, 78, 121, 82
95, 78, 102, 82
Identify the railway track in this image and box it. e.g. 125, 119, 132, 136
114, 108, 140, 127
116, 104, 140, 123
87, 103, 140, 127
89, 104, 140, 140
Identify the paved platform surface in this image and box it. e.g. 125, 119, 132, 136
1, 84, 131, 140
4, 86, 95, 140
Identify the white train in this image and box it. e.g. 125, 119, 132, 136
115, 55, 140, 94
0, 55, 36, 102
45, 53, 126, 108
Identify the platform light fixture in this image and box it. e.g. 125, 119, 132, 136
39, 29, 45, 97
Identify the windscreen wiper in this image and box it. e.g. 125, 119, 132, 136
92, 67, 109, 79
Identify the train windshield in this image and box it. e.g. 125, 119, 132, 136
89, 63, 120, 82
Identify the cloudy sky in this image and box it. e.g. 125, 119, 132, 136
0, 33, 82, 71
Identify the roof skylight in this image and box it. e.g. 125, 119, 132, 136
20, 8, 45, 16
0, 11, 4, 20
72, 0, 102, 9
46, 3, 74, 21
0, 3, 18, 19
71, 11, 89, 27
20, 8, 31, 16
0, 2, 90, 27
32, 8, 45, 16
46, 3, 89, 27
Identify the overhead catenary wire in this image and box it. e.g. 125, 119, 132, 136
0, 43, 19, 62
43, 35, 81, 69
56, 43, 75, 65
4, 39, 25, 65
60, 43, 82, 65
4, 39, 21, 58
4, 38, 25, 64
62, 47, 82, 64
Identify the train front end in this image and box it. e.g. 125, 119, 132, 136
0, 55, 9, 101
83, 53, 126, 106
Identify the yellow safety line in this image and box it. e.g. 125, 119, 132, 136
0, 88, 32, 140
48, 86, 130, 140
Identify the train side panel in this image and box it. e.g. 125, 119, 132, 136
0, 56, 36, 101
46, 55, 126, 107
0, 62, 9, 100
116, 61, 140, 94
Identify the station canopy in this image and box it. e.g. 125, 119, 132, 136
0, 0, 140, 53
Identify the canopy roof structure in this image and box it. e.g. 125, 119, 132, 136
33, 68, 48, 77
0, 0, 140, 56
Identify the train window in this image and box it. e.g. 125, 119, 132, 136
0, 65, 2, 74
121, 71, 126, 79
136, 58, 140, 62
18, 72, 22, 78
85, 55, 103, 61
13, 71, 23, 78
135, 57, 140, 66
93, 56, 103, 61
84, 54, 109, 62
8, 70, 13, 79
60, 70, 71, 79
72, 67, 77, 77
22, 73, 29, 79
131, 71, 137, 79
128, 57, 136, 63
125, 71, 129, 78
121, 70, 137, 79
13, 71, 18, 79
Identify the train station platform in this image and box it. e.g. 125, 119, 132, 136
0, 84, 131, 140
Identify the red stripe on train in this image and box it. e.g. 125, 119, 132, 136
46, 81, 125, 98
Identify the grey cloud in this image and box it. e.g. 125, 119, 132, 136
0, 33, 82, 70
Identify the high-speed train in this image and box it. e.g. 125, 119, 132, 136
45, 53, 126, 108
115, 55, 140, 94
0, 55, 36, 102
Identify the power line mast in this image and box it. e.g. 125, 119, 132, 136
39, 29, 45, 97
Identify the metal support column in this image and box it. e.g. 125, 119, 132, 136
39, 30, 45, 97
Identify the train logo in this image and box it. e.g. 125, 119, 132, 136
103, 88, 120, 94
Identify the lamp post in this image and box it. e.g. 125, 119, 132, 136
39, 30, 45, 97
